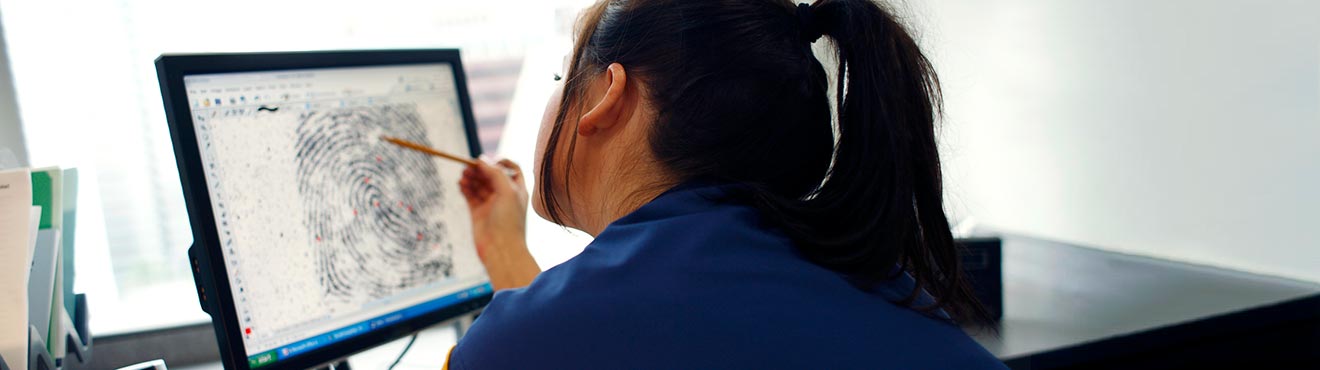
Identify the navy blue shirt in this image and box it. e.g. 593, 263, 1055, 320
451, 183, 1004, 369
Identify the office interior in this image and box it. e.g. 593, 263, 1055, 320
0, 0, 1316, 369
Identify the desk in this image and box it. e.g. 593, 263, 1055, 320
171, 233, 1317, 369
172, 324, 458, 370
975, 233, 1320, 366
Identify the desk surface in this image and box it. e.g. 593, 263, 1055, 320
172, 325, 458, 370
174, 233, 1318, 369
974, 233, 1320, 360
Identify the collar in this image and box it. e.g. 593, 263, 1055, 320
607, 179, 738, 228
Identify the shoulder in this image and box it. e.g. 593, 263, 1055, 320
450, 184, 1005, 369
446, 288, 577, 368
449, 255, 671, 368
448, 228, 663, 368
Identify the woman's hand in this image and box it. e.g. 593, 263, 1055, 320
459, 156, 541, 290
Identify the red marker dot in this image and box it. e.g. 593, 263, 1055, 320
363, 177, 371, 183
352, 209, 358, 216
316, 236, 322, 242
374, 201, 380, 207
376, 156, 382, 162
416, 232, 424, 241
407, 205, 414, 212
245, 327, 252, 334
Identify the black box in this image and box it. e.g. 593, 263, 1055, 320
957, 237, 1003, 321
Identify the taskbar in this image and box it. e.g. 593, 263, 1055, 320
246, 283, 492, 368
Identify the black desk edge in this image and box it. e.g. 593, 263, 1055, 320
1003, 292, 1320, 369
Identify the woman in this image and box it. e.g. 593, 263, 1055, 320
453, 0, 1005, 368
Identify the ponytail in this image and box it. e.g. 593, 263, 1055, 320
780, 0, 992, 324
543, 0, 991, 326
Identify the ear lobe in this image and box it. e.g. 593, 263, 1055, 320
577, 63, 629, 137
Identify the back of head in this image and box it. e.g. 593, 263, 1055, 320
542, 0, 992, 326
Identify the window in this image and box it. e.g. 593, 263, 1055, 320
1, 0, 590, 335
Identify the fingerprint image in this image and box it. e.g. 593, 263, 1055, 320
294, 104, 454, 306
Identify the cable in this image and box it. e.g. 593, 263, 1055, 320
386, 333, 419, 370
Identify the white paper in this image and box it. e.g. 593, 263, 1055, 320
27, 206, 40, 280
0, 168, 32, 370
49, 246, 64, 356
28, 230, 59, 353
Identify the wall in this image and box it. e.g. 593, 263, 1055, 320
915, 0, 1320, 282
0, 8, 26, 167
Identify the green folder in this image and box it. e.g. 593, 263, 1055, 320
29, 167, 60, 230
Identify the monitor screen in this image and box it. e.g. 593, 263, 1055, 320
179, 62, 489, 368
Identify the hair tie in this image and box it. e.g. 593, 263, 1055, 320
796, 3, 824, 43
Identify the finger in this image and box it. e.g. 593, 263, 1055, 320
460, 177, 474, 193
495, 158, 525, 183
462, 170, 488, 199
459, 171, 491, 204
495, 158, 522, 173
460, 178, 481, 200
462, 165, 488, 184
460, 183, 475, 203
474, 156, 514, 193
464, 164, 495, 188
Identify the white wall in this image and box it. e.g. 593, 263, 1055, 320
915, 0, 1320, 282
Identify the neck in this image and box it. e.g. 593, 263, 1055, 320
574, 159, 673, 237
566, 100, 670, 236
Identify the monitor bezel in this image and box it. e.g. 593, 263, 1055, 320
157, 49, 492, 370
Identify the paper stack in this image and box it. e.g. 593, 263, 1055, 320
0, 168, 32, 370
28, 166, 72, 359
1, 164, 84, 369
28, 230, 58, 355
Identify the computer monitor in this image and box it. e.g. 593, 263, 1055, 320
156, 50, 492, 370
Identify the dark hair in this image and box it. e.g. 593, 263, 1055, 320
539, 0, 992, 325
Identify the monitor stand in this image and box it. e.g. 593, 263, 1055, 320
454, 314, 475, 338
306, 315, 476, 370
311, 359, 351, 370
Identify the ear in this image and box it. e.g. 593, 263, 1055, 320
578, 63, 628, 137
